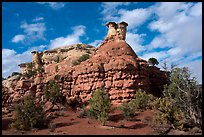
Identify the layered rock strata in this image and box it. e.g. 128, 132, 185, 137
2, 21, 169, 111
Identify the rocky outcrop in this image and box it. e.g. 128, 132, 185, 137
67, 40, 141, 105
2, 21, 169, 111
18, 44, 96, 75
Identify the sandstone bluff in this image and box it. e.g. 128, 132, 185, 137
2, 21, 169, 113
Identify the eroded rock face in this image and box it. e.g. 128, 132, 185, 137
42, 40, 168, 106
68, 41, 140, 105
2, 21, 169, 111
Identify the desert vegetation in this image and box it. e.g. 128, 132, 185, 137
3, 64, 202, 135
148, 57, 159, 66
119, 89, 155, 121
162, 67, 202, 128
43, 80, 64, 104
88, 88, 111, 125
11, 96, 49, 131
72, 54, 90, 66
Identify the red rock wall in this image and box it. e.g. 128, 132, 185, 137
2, 41, 169, 110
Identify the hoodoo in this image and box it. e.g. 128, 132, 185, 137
2, 21, 169, 111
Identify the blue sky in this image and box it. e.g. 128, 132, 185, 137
2, 2, 202, 83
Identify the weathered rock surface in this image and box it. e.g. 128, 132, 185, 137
2, 21, 169, 112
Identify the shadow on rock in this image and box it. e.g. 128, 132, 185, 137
2, 118, 13, 130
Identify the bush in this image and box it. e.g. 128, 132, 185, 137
36, 68, 44, 74
11, 96, 48, 131
43, 80, 64, 104
148, 57, 159, 66
72, 61, 80, 66
55, 65, 59, 72
25, 70, 37, 78
86, 50, 91, 54
55, 56, 60, 63
120, 101, 135, 121
163, 67, 202, 128
134, 89, 155, 111
129, 89, 156, 111
11, 72, 21, 76
72, 54, 90, 66
153, 97, 185, 130
88, 88, 111, 125
120, 89, 155, 120
76, 44, 82, 49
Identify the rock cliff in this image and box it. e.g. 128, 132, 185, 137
2, 21, 169, 114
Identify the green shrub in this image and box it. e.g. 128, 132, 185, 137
129, 89, 156, 111
120, 101, 135, 121
55, 65, 59, 72
43, 80, 64, 104
72, 54, 90, 66
12, 96, 48, 131
163, 67, 202, 128
76, 44, 82, 49
148, 57, 159, 66
119, 89, 156, 121
135, 89, 156, 111
25, 70, 37, 78
69, 47, 74, 50
55, 56, 60, 63
88, 88, 111, 125
11, 72, 21, 76
36, 68, 44, 74
153, 97, 185, 130
27, 63, 34, 69
54, 74, 61, 81
86, 50, 91, 54
72, 61, 80, 66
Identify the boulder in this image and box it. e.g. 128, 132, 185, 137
44, 101, 54, 112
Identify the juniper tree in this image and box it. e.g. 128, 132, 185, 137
163, 67, 202, 128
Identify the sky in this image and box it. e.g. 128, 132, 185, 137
2, 2, 202, 84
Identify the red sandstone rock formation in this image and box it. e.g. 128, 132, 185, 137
2, 21, 169, 111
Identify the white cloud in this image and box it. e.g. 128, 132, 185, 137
12, 21, 46, 45
100, 2, 131, 21
140, 51, 169, 61
149, 2, 202, 55
2, 49, 16, 58
100, 2, 202, 83
146, 36, 172, 50
49, 25, 86, 49
188, 2, 202, 16
37, 2, 65, 10
88, 40, 103, 47
20, 22, 46, 40
100, 2, 151, 29
167, 47, 182, 56
32, 17, 44, 22
4, 24, 86, 77
2, 44, 47, 78
126, 32, 147, 53
147, 2, 202, 83
27, 45, 48, 52
11, 34, 25, 43
118, 8, 152, 29
152, 2, 193, 22
2, 49, 32, 78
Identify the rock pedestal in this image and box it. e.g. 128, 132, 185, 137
2, 21, 169, 110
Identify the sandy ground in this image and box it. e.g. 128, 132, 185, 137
2, 109, 156, 135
